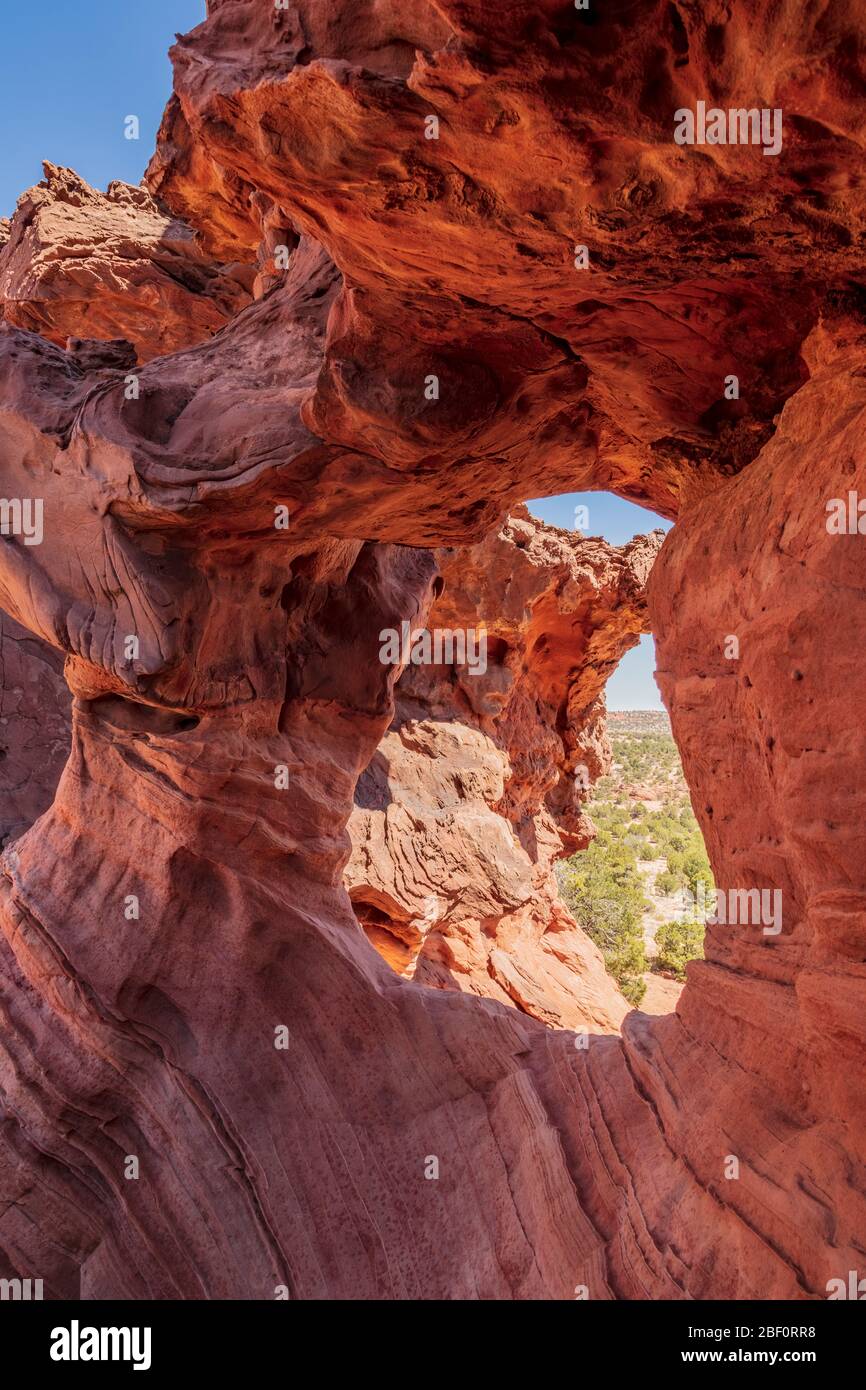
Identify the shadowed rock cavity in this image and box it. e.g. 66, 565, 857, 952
0, 0, 865, 1300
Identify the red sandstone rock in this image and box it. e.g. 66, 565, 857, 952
0, 0, 864, 1303
0, 504, 650, 1036
348, 509, 662, 1032
0, 614, 69, 846
147, 0, 866, 523
645, 319, 866, 1293
0, 163, 253, 362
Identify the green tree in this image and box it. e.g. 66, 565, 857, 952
654, 869, 679, 896
558, 840, 648, 1006
655, 915, 705, 980
682, 846, 713, 897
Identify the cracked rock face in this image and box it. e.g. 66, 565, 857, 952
0, 0, 865, 1301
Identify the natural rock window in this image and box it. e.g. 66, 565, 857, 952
0, 0, 864, 1311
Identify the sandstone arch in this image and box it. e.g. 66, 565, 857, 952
0, 0, 865, 1299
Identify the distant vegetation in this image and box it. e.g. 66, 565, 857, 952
558, 811, 649, 1005
654, 914, 705, 978
557, 711, 711, 1005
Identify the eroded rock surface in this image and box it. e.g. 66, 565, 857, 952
0, 163, 253, 362
0, 614, 69, 846
0, 0, 864, 1301
348, 509, 662, 1032
646, 321, 866, 1290
147, 0, 866, 526
0, 504, 650, 1036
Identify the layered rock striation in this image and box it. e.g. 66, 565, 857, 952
0, 503, 653, 1035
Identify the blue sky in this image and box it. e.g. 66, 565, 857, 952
1, 9, 670, 710
527, 493, 672, 710
0, 1, 206, 216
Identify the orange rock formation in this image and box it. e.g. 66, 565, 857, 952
0, 0, 864, 1300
